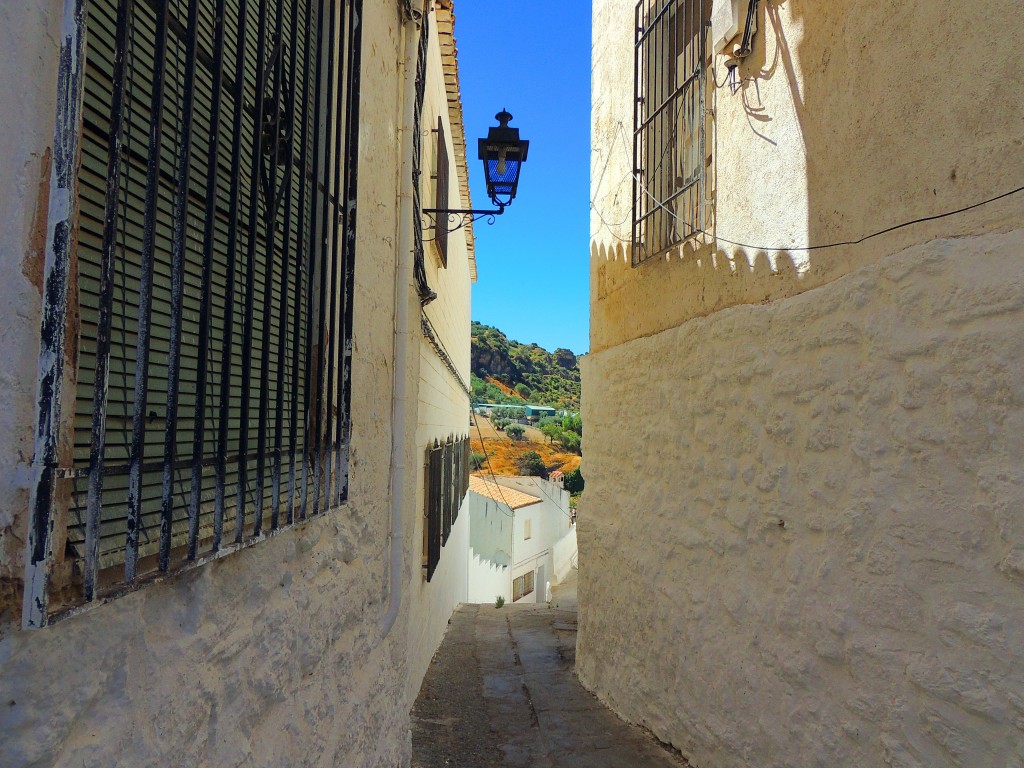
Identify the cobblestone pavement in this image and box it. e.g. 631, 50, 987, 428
411, 592, 689, 768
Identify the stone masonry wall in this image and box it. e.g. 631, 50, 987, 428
578, 231, 1024, 767
0, 2, 424, 766
405, 6, 476, 702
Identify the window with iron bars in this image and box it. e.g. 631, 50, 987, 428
24, 0, 363, 627
632, 0, 709, 266
423, 436, 470, 582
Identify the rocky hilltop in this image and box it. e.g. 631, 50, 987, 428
470, 321, 581, 410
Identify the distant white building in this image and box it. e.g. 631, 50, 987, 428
467, 475, 575, 604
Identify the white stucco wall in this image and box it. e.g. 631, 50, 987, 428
584, 0, 1024, 765
407, 497, 470, 696
404, 5, 476, 701
0, 3, 467, 766
551, 525, 577, 585
466, 481, 573, 605
579, 234, 1024, 766
493, 478, 571, 604
467, 552, 511, 606
466, 493, 512, 604
0, 0, 62, 624
590, 0, 1024, 353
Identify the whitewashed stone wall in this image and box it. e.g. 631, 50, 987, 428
0, 2, 448, 766
578, 233, 1024, 767
0, 0, 63, 624
404, 4, 476, 699
467, 491, 513, 604
552, 525, 577, 585
584, 0, 1024, 762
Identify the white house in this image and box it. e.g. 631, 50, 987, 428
467, 475, 574, 604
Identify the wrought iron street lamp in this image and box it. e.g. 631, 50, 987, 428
424, 109, 530, 232
478, 109, 529, 208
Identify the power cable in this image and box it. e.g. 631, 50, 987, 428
593, 121, 1024, 255
642, 179, 1024, 255
469, 413, 519, 518
528, 472, 575, 521
472, 414, 577, 522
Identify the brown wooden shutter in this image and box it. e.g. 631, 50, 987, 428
434, 116, 449, 267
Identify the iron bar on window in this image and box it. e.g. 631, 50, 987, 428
188, 0, 229, 561
158, 0, 201, 573
270, 0, 305, 531
235, 0, 272, 544
323, 0, 346, 508
214, 0, 252, 550
258, 0, 288, 534
632, 0, 708, 266
84, 0, 133, 600
334, 0, 361, 508
288, 0, 316, 524
123, 0, 171, 583
310, 0, 338, 518
26, 0, 362, 626
300, 0, 327, 520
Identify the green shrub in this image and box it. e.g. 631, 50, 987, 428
563, 467, 585, 494
562, 414, 583, 436
516, 450, 546, 477
540, 422, 563, 443
558, 431, 581, 453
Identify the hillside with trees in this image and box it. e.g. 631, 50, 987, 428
470, 321, 581, 409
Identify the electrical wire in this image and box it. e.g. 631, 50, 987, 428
647, 180, 1024, 255
700, 185, 1024, 257
528, 471, 575, 521
469, 413, 519, 518
594, 121, 1024, 255
471, 414, 577, 521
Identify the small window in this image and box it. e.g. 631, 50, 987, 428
633, 0, 709, 265
433, 117, 450, 267
513, 570, 536, 602
423, 435, 470, 581
523, 518, 532, 540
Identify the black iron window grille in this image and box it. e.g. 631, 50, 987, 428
24, 0, 363, 627
423, 435, 470, 582
632, 0, 708, 266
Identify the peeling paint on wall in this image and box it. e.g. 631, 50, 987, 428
22, 148, 51, 296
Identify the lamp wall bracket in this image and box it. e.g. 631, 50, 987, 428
422, 206, 505, 234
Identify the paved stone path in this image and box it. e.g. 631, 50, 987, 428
411, 588, 689, 767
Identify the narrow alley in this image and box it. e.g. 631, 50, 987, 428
411, 575, 689, 768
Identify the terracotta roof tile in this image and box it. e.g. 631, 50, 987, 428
468, 476, 542, 510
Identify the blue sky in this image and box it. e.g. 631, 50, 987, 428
454, 1, 592, 355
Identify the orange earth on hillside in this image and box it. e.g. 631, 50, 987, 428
485, 376, 520, 399
470, 415, 581, 477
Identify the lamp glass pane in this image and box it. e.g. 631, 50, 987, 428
485, 158, 521, 187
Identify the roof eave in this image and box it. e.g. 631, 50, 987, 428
434, 0, 477, 282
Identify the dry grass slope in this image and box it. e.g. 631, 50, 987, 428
471, 416, 581, 477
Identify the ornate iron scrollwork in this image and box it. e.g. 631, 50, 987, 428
421, 207, 504, 235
